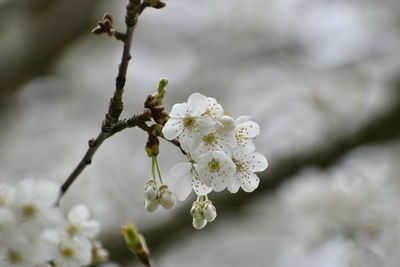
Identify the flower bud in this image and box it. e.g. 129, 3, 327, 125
144, 180, 158, 201
192, 217, 207, 230
144, 199, 159, 212
190, 201, 203, 220
203, 200, 217, 222
159, 185, 176, 210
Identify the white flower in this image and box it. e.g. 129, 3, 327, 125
170, 162, 212, 201
228, 147, 268, 193
235, 116, 260, 149
159, 185, 177, 209
162, 93, 215, 152
66, 204, 100, 239
11, 179, 62, 227
53, 236, 92, 267
195, 151, 236, 192
0, 230, 55, 267
144, 179, 158, 201
193, 116, 237, 159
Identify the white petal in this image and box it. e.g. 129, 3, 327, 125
169, 103, 188, 118
162, 118, 184, 140
207, 97, 224, 119
192, 174, 212, 195
179, 129, 201, 152
80, 220, 100, 238
176, 175, 193, 201
237, 115, 251, 123
249, 152, 268, 172
68, 204, 89, 224
227, 176, 240, 193
237, 121, 260, 138
187, 93, 209, 116
233, 147, 255, 160
197, 115, 216, 135
239, 173, 260, 192
170, 162, 192, 178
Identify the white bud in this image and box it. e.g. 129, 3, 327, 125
159, 185, 176, 210
203, 200, 217, 222
190, 202, 203, 220
144, 180, 158, 201
192, 217, 207, 230
144, 199, 159, 212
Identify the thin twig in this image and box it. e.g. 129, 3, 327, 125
59, 0, 145, 200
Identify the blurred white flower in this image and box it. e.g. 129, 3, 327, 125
66, 204, 100, 239
11, 179, 62, 227
53, 236, 92, 267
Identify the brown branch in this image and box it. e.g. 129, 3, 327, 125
59, 0, 146, 200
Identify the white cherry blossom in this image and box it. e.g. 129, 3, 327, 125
195, 151, 236, 192
228, 147, 268, 193
11, 179, 62, 227
53, 236, 92, 267
162, 93, 215, 152
66, 204, 100, 239
170, 162, 212, 201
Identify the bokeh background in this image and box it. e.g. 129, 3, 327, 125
1, 0, 400, 266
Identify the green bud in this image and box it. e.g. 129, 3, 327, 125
122, 223, 152, 267
157, 78, 168, 99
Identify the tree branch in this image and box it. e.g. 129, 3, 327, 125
59, 0, 146, 200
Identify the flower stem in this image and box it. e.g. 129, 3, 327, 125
154, 156, 164, 184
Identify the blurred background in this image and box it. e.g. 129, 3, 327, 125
1, 0, 400, 266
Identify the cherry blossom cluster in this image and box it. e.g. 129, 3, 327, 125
0, 179, 107, 267
162, 93, 268, 229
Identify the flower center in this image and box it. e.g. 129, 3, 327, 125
8, 250, 22, 263
203, 134, 216, 145
67, 223, 79, 235
61, 248, 75, 258
183, 116, 196, 129
22, 204, 37, 218
233, 159, 245, 172
208, 159, 221, 172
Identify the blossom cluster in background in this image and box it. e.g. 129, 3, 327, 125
162, 93, 268, 229
0, 179, 107, 267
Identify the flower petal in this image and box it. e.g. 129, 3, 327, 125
249, 152, 268, 172
68, 204, 89, 223
162, 118, 184, 140
171, 162, 192, 178
207, 97, 224, 119
179, 128, 201, 152
197, 115, 216, 135
227, 176, 240, 193
169, 103, 188, 119
187, 93, 209, 116
239, 173, 260, 192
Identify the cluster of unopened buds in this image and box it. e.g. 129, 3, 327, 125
0, 179, 107, 267
143, 92, 268, 230
144, 179, 176, 212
